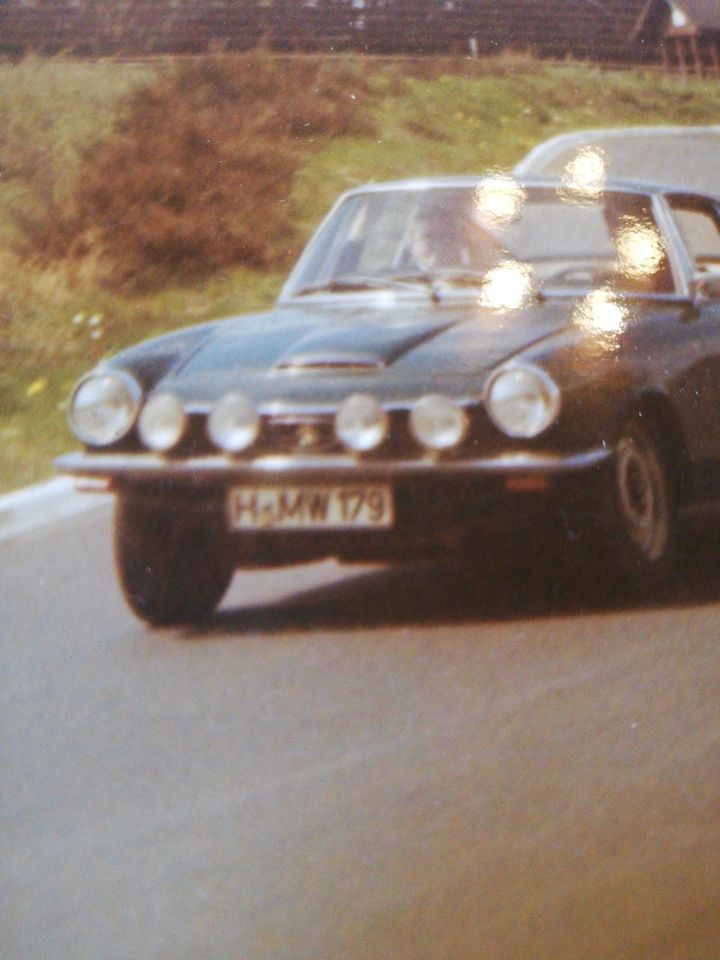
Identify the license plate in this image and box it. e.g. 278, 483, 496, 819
226, 485, 394, 530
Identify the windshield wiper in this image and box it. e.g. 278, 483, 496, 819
294, 269, 494, 301
383, 268, 492, 302
294, 275, 433, 297
389, 268, 489, 286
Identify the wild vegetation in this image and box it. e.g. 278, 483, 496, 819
71, 54, 377, 290
1, 53, 719, 491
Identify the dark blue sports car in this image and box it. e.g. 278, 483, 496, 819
57, 173, 720, 624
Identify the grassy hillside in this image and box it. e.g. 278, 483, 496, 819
1, 55, 719, 493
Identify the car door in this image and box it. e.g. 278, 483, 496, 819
666, 194, 720, 499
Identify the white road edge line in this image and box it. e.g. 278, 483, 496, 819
0, 476, 111, 543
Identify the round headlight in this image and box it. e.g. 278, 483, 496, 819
68, 370, 141, 447
335, 394, 388, 452
207, 393, 259, 453
138, 393, 187, 452
485, 365, 560, 438
410, 394, 468, 451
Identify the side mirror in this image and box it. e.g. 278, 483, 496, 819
693, 273, 720, 301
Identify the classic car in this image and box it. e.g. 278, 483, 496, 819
56, 173, 720, 625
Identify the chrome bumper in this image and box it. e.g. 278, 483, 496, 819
55, 447, 612, 485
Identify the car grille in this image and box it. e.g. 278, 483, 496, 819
177, 411, 343, 458
263, 416, 340, 455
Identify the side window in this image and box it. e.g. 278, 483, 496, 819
670, 203, 720, 274
603, 193, 673, 293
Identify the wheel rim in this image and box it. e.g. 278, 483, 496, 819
616, 432, 669, 563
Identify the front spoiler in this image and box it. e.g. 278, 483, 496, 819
55, 447, 612, 485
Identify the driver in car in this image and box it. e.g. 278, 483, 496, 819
402, 196, 503, 274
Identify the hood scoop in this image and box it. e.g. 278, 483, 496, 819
273, 320, 453, 373
275, 350, 385, 372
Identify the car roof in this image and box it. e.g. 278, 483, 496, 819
341, 174, 720, 204
513, 125, 720, 196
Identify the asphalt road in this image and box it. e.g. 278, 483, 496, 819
2, 504, 720, 960
5, 125, 720, 959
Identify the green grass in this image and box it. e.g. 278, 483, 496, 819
0, 263, 284, 489
2, 55, 720, 493
293, 58, 720, 225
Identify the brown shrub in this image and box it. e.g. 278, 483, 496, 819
74, 53, 376, 291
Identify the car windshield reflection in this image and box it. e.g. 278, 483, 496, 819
284, 183, 676, 301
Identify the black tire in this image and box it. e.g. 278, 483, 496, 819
605, 415, 676, 584
114, 497, 234, 627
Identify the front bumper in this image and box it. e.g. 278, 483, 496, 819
55, 447, 613, 561
55, 447, 611, 484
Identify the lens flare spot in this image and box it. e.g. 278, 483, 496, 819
615, 220, 665, 279
479, 260, 535, 312
473, 175, 526, 228
560, 147, 607, 202
574, 288, 628, 336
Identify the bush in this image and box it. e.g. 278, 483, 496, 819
0, 58, 150, 257
74, 53, 376, 291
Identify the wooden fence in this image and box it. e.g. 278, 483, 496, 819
0, 1, 656, 62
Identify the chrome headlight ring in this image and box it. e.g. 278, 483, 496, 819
68, 369, 142, 447
138, 393, 188, 452
207, 393, 260, 453
335, 394, 389, 452
484, 364, 561, 439
410, 394, 468, 451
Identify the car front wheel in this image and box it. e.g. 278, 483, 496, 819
114, 497, 234, 627
606, 415, 675, 583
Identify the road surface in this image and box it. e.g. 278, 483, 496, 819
5, 124, 720, 959
2, 505, 720, 960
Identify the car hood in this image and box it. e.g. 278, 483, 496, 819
156, 297, 577, 407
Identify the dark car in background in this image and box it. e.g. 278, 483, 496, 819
57, 173, 720, 625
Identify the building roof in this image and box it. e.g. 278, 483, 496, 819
671, 0, 720, 31
635, 0, 720, 36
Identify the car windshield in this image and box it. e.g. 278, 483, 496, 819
285, 183, 675, 299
